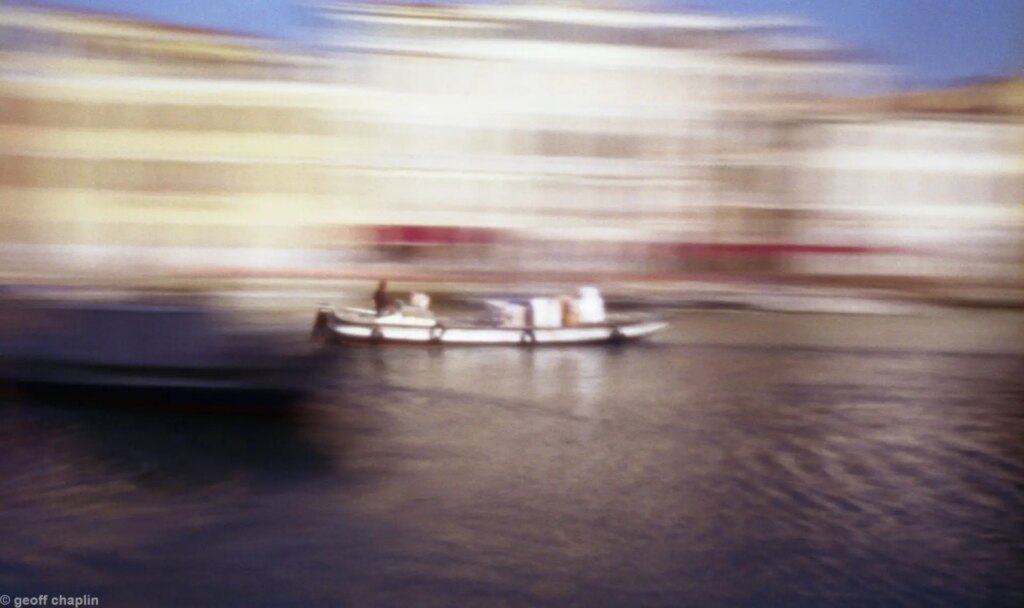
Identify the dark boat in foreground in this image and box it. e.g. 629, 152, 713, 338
0, 295, 333, 411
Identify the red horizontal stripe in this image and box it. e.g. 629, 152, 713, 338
353, 226, 904, 257
366, 225, 501, 245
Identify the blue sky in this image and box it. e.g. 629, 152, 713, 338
8, 0, 1024, 88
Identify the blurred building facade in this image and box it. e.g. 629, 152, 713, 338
1, 0, 1021, 290
318, 1, 886, 276
794, 112, 1023, 286
0, 1, 343, 276
789, 79, 1024, 286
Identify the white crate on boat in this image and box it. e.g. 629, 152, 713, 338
530, 298, 563, 328
577, 287, 606, 323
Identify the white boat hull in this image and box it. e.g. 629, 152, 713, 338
314, 307, 666, 346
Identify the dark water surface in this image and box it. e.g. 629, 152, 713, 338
1, 311, 1023, 607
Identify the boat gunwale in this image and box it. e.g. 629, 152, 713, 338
328, 306, 664, 333
319, 306, 666, 346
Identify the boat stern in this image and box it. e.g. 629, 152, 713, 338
310, 304, 337, 342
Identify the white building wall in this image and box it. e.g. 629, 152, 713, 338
315, 2, 892, 275
794, 117, 1024, 281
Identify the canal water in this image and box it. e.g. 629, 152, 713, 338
1, 311, 1022, 607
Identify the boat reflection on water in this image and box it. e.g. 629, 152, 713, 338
0, 290, 336, 413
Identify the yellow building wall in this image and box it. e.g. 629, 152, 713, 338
1, 78, 365, 256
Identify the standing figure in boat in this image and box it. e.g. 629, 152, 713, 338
373, 280, 392, 317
